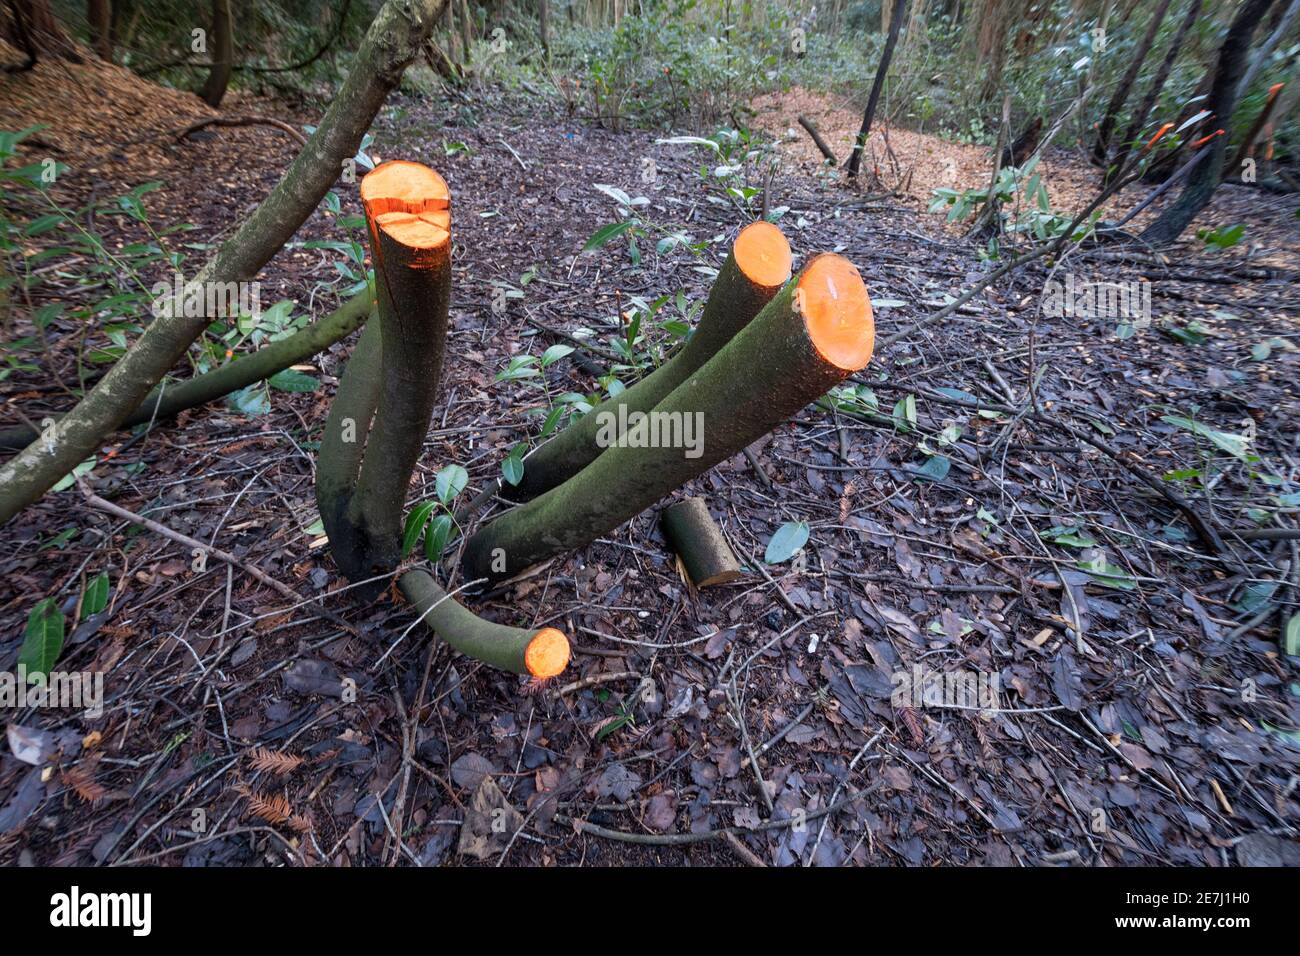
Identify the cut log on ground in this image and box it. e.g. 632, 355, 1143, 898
399, 570, 570, 677
508, 221, 791, 500
0, 291, 372, 451
662, 497, 743, 588
463, 253, 874, 584
317, 160, 451, 592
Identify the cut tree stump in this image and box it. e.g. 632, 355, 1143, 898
399, 570, 570, 677
464, 253, 875, 584
662, 497, 743, 587
317, 160, 451, 592
508, 220, 791, 500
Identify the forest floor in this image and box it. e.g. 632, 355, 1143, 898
1, 52, 1299, 867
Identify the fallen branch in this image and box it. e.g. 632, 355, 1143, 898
797, 115, 838, 165
177, 115, 310, 147
662, 497, 742, 588
0, 0, 446, 527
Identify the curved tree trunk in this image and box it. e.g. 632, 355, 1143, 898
199, 0, 234, 107
463, 253, 876, 584
1140, 0, 1276, 245
0, 0, 447, 527
508, 221, 791, 500
399, 570, 570, 676
317, 161, 451, 591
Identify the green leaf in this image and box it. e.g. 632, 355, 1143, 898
267, 369, 320, 392
51, 457, 96, 493
911, 455, 951, 482
402, 502, 436, 558
501, 454, 524, 486
80, 571, 110, 620
19, 598, 65, 679
1285, 615, 1300, 658
435, 464, 469, 504
765, 521, 810, 564
1077, 554, 1137, 590
424, 514, 453, 562
1043, 525, 1098, 548
583, 220, 636, 252
540, 344, 574, 367
227, 385, 270, 417
1162, 415, 1251, 460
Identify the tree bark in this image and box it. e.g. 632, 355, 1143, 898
3, 0, 81, 61
399, 570, 570, 676
662, 497, 742, 587
1140, 0, 1276, 245
0, 291, 371, 450
463, 254, 875, 585
86, 0, 111, 60
0, 0, 446, 527
317, 161, 451, 591
199, 0, 234, 107
1090, 0, 1174, 167
539, 0, 550, 57
507, 221, 790, 501
846, 0, 908, 178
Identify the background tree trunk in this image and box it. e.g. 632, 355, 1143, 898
86, 0, 111, 60
846, 0, 908, 178
1108, 0, 1204, 185
1140, 0, 1276, 244
199, 0, 233, 107
1090, 0, 1173, 167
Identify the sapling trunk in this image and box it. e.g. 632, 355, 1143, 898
317, 161, 451, 592
508, 221, 791, 500
399, 570, 570, 677
463, 253, 875, 584
662, 497, 742, 588
0, 292, 372, 451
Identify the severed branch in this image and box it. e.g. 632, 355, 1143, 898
177, 115, 310, 147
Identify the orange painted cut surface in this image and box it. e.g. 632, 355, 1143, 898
524, 627, 571, 678
797, 254, 874, 372
373, 211, 450, 249
360, 160, 450, 218
734, 220, 792, 288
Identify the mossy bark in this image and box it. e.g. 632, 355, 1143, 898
399, 570, 561, 676
0, 291, 371, 451
508, 242, 783, 500
463, 261, 867, 584
662, 497, 742, 588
